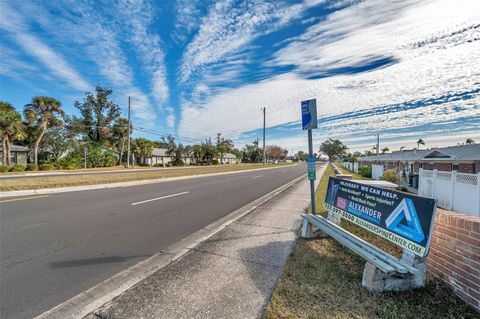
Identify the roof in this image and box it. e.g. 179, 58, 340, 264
359, 144, 480, 162
152, 148, 169, 156
223, 153, 237, 159
0, 144, 30, 152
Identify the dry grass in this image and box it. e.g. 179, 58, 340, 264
0, 164, 291, 191
265, 164, 479, 319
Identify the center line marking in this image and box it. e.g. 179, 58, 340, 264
131, 191, 190, 206
252, 175, 263, 179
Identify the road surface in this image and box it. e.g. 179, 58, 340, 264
0, 164, 306, 319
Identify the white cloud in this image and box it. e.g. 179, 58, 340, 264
0, 2, 90, 91
180, 0, 324, 83
179, 0, 480, 149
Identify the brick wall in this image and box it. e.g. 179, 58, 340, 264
459, 163, 476, 174
428, 209, 480, 312
433, 163, 452, 171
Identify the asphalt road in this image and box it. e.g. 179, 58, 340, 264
0, 164, 306, 319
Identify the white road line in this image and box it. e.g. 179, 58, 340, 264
131, 191, 189, 206
252, 175, 263, 179
23, 222, 46, 229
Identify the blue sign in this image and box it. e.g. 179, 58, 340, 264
324, 177, 436, 257
301, 99, 317, 130
307, 156, 316, 180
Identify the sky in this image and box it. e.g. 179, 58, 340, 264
0, 0, 479, 153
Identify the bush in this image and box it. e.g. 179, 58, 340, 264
39, 164, 55, 171
0, 165, 9, 173
211, 159, 219, 165
358, 165, 372, 178
26, 164, 39, 171
9, 164, 26, 172
171, 159, 184, 166
55, 155, 82, 170
382, 169, 401, 185
165, 163, 172, 167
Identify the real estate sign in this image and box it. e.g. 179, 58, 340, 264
324, 177, 436, 257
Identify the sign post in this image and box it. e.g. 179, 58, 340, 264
301, 99, 318, 214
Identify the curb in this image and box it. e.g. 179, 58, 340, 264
34, 173, 307, 319
0, 164, 297, 198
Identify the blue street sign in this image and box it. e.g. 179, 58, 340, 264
307, 156, 316, 180
301, 99, 317, 130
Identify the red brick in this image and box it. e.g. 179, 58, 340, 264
458, 234, 480, 247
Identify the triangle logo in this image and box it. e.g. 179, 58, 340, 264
385, 198, 425, 243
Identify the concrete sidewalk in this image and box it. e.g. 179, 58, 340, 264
87, 166, 325, 319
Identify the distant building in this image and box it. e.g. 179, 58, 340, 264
221, 153, 240, 164
357, 144, 480, 174
0, 144, 29, 165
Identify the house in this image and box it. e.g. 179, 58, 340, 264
143, 148, 197, 166
0, 144, 29, 165
357, 144, 480, 174
221, 153, 240, 164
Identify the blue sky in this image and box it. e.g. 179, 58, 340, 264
1, 0, 479, 153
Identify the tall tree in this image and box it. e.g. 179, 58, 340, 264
201, 138, 217, 164
417, 138, 425, 150
381, 147, 390, 154
24, 96, 64, 164
216, 133, 234, 162
74, 86, 120, 143
112, 117, 129, 165
163, 134, 177, 158
465, 138, 475, 145
1, 101, 26, 165
40, 125, 74, 160
319, 139, 348, 161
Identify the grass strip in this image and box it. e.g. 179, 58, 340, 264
0, 164, 291, 191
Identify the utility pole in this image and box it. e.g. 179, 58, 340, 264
376, 134, 380, 155
262, 107, 266, 165
127, 96, 131, 168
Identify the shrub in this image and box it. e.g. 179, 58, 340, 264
26, 164, 39, 171
0, 165, 9, 173
10, 164, 26, 172
171, 159, 185, 166
165, 163, 172, 167
39, 164, 55, 171
55, 155, 82, 170
211, 159, 219, 165
153, 163, 164, 167
358, 165, 372, 178
382, 169, 401, 185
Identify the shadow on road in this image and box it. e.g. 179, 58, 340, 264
48, 255, 150, 268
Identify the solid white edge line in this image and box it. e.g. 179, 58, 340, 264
251, 175, 263, 179
131, 191, 189, 206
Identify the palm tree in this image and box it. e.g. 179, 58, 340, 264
417, 138, 425, 150
465, 138, 475, 145
134, 138, 153, 164
381, 147, 390, 154
400, 146, 405, 152
112, 117, 129, 165
24, 97, 64, 164
0, 101, 26, 165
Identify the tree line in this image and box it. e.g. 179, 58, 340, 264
1, 85, 291, 170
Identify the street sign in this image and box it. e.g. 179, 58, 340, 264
301, 99, 317, 130
324, 177, 437, 257
307, 156, 316, 180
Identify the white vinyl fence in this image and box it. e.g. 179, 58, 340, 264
372, 164, 384, 180
418, 169, 480, 217
342, 162, 359, 173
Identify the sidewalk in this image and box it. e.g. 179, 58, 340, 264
86, 166, 326, 319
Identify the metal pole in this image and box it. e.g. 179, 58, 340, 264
84, 145, 87, 169
127, 96, 131, 168
263, 107, 266, 165
308, 129, 316, 214
376, 134, 380, 155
